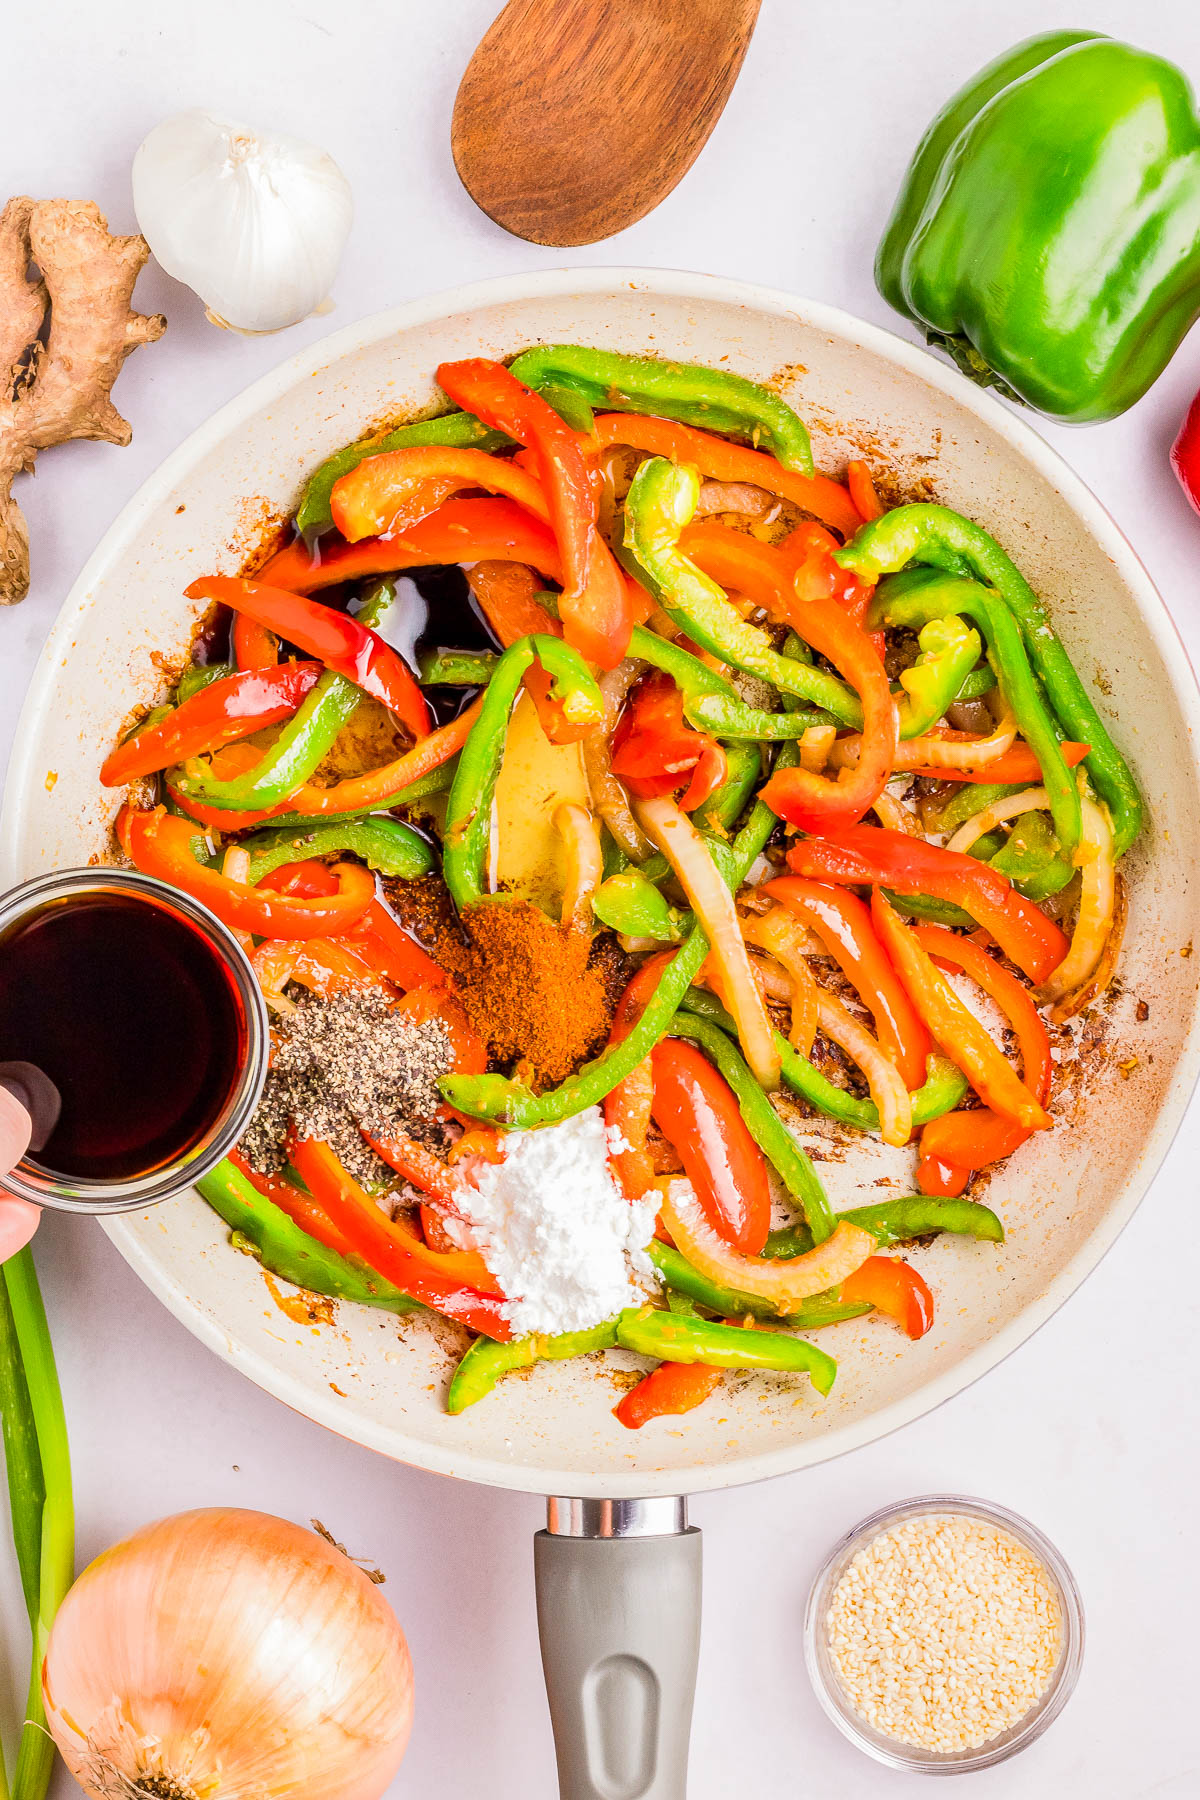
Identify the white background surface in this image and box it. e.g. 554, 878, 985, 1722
3, 2, 1200, 1794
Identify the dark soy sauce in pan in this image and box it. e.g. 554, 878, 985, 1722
0, 895, 246, 1180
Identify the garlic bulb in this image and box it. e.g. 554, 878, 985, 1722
132, 110, 353, 332
43, 1507, 413, 1800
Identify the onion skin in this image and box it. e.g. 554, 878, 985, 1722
42, 1507, 413, 1800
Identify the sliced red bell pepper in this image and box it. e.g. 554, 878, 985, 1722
329, 445, 552, 541
782, 519, 886, 658
436, 359, 633, 668
233, 612, 279, 670
464, 560, 592, 745
763, 875, 931, 1090
870, 892, 1051, 1131
840, 1256, 933, 1339
787, 824, 1069, 986
345, 899, 449, 993
118, 805, 375, 940
253, 865, 448, 994
679, 523, 895, 829
914, 1154, 970, 1198
913, 924, 1052, 1191
288, 1135, 509, 1334
183, 576, 432, 740
614, 1360, 723, 1428
845, 460, 884, 523
905, 740, 1091, 785
260, 496, 566, 594
100, 661, 322, 786
759, 604, 894, 831
610, 670, 728, 812
589, 413, 863, 541
251, 934, 386, 1000
1171, 386, 1200, 516
649, 1038, 772, 1255
604, 952, 674, 1202
228, 1148, 355, 1257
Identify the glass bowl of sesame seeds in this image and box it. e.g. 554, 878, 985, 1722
804, 1494, 1084, 1774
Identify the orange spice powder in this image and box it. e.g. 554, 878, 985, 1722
436, 900, 623, 1086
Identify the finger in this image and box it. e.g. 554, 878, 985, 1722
0, 1198, 40, 1261
0, 1084, 32, 1170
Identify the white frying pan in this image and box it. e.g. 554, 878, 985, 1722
5, 271, 1200, 1798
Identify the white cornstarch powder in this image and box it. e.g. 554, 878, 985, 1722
825, 1512, 1062, 1754
453, 1107, 659, 1336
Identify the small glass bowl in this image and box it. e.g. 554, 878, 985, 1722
804, 1494, 1084, 1775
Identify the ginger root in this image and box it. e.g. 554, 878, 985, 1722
0, 197, 166, 603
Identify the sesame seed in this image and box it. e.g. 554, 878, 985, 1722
825, 1512, 1062, 1754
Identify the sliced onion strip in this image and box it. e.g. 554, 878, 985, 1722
739, 907, 819, 1056
816, 991, 913, 1147
635, 792, 780, 1090
1040, 789, 1116, 1003
945, 786, 1049, 856
554, 801, 603, 932
660, 1182, 875, 1308
583, 659, 652, 862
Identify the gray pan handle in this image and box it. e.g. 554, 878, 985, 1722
535, 1498, 701, 1800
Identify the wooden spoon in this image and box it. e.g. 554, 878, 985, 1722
452, 0, 762, 246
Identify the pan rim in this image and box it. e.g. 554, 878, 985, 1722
6, 263, 1199, 1496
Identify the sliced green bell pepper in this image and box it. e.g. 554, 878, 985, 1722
676, 987, 969, 1134
442, 633, 603, 910
507, 343, 814, 472
446, 1321, 619, 1413
896, 616, 982, 737
866, 563, 1081, 858
849, 504, 1142, 854
765, 1195, 1004, 1259
240, 815, 434, 883
418, 648, 500, 687
197, 1159, 423, 1316
988, 809, 1075, 901
614, 1307, 837, 1395
296, 410, 511, 536
877, 31, 1200, 423
646, 1241, 872, 1330
624, 459, 863, 726
592, 868, 683, 942
175, 661, 233, 702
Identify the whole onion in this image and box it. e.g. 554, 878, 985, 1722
42, 1507, 413, 1800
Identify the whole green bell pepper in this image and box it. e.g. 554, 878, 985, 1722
877, 31, 1200, 422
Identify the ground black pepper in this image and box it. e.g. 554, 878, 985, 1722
240, 988, 453, 1188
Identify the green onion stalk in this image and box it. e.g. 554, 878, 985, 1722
0, 1248, 74, 1800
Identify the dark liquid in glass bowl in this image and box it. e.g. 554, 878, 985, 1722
0, 894, 246, 1180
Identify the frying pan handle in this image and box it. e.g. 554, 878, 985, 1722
535, 1497, 701, 1800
